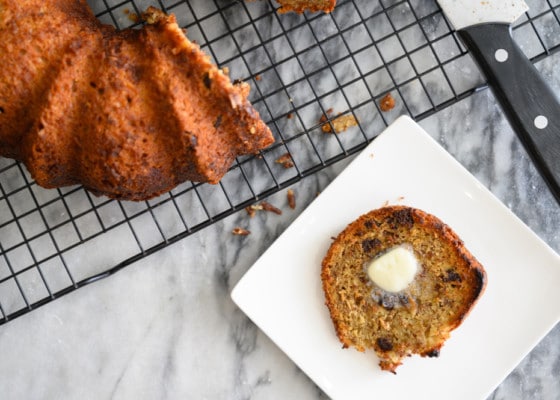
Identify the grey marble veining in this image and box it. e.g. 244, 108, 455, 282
0, 0, 559, 399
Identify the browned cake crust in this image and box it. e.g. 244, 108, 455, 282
0, 2, 274, 200
321, 206, 486, 373
276, 0, 336, 13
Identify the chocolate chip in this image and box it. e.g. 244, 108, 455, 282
426, 349, 440, 358
379, 293, 397, 310
398, 293, 409, 305
376, 337, 393, 352
361, 238, 381, 253
0, 106, 4, 114
443, 269, 462, 282
388, 208, 414, 229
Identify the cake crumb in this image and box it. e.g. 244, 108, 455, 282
322, 114, 358, 134
275, 153, 294, 168
318, 108, 334, 126
124, 9, 140, 23
287, 189, 296, 209
261, 201, 282, 215
245, 204, 261, 218
319, 108, 334, 123
232, 227, 251, 236
380, 93, 396, 112
246, 201, 283, 217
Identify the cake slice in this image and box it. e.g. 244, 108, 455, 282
321, 206, 487, 373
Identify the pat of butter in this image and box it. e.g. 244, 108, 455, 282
367, 245, 418, 292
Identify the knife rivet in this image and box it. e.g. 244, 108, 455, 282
494, 49, 509, 63
534, 115, 548, 130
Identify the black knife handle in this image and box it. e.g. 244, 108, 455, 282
458, 23, 560, 205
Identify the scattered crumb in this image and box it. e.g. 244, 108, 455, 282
319, 115, 327, 124
245, 201, 283, 217
245, 204, 260, 218
255, 74, 262, 81
379, 93, 396, 112
275, 153, 294, 168
322, 114, 358, 134
318, 107, 334, 125
261, 201, 282, 215
286, 113, 293, 119
397, 196, 405, 201
124, 9, 140, 23
287, 189, 296, 209
382, 200, 389, 207
232, 227, 251, 236
369, 153, 375, 158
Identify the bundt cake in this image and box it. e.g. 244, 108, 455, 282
0, 1, 274, 201
276, 0, 336, 13
321, 206, 487, 373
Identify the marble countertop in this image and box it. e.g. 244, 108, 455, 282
1, 1, 560, 399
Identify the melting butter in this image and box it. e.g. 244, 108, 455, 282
367, 245, 418, 292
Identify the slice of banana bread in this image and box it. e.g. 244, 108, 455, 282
321, 206, 486, 373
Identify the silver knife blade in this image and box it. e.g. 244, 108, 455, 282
437, 0, 529, 31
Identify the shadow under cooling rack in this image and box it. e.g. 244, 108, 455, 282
1, 0, 560, 324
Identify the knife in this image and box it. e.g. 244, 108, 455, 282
436, 0, 560, 205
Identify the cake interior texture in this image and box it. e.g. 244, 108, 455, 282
321, 206, 487, 372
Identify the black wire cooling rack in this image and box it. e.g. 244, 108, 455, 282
1, 0, 559, 325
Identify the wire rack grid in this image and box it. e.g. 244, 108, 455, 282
1, 0, 559, 325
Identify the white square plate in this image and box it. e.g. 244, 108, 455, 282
231, 116, 560, 400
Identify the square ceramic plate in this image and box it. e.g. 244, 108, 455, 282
231, 116, 560, 400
